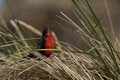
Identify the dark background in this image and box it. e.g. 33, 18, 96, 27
0, 0, 120, 49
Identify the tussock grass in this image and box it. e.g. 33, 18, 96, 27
0, 18, 102, 80
0, 44, 98, 80
0, 0, 120, 80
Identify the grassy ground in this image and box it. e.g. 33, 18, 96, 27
0, 44, 98, 80
0, 0, 120, 80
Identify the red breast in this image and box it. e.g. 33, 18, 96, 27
41, 28, 55, 57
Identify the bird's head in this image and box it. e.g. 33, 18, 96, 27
43, 27, 51, 36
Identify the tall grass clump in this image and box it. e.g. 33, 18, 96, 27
58, 0, 120, 79
0, 0, 119, 80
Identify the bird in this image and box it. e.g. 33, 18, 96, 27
38, 27, 55, 57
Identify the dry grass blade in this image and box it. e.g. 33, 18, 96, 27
52, 32, 62, 50
10, 20, 29, 47
103, 0, 115, 39
14, 19, 42, 36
